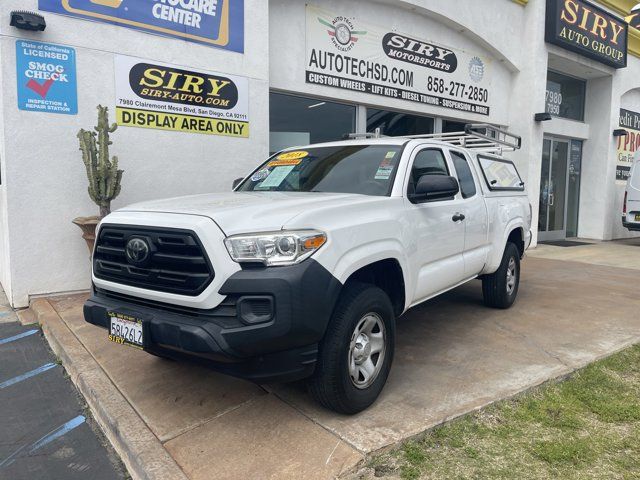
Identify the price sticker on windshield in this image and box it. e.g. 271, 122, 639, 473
268, 158, 304, 167
269, 150, 309, 166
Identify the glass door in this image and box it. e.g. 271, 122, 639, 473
538, 138, 570, 241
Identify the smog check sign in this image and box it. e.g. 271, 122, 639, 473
16, 40, 77, 115
115, 55, 249, 138
38, 0, 244, 53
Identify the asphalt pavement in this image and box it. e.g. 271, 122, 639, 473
0, 292, 126, 480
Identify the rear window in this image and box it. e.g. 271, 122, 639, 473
478, 155, 524, 191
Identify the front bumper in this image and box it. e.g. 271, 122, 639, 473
622, 218, 640, 232
84, 259, 342, 383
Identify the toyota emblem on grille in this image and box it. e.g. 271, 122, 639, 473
125, 238, 150, 265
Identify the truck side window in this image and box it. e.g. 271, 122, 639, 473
408, 149, 448, 195
450, 151, 477, 199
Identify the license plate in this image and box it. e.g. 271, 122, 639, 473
635, 214, 640, 222
108, 312, 143, 348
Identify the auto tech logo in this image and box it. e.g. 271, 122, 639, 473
318, 15, 367, 52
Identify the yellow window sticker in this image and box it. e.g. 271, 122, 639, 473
385, 151, 396, 159
268, 158, 303, 167
277, 150, 309, 161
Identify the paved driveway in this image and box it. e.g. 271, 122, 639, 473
32, 240, 640, 479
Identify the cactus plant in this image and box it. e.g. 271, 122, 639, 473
77, 105, 124, 218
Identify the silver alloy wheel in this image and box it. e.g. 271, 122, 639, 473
506, 257, 517, 295
348, 312, 386, 389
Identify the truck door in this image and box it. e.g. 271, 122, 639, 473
404, 147, 465, 304
448, 149, 489, 275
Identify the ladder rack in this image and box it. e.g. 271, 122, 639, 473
404, 124, 521, 154
346, 124, 521, 155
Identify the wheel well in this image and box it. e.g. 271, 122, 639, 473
507, 228, 525, 257
345, 259, 405, 316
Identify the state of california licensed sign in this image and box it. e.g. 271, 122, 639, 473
38, 0, 244, 53
305, 5, 493, 116
115, 55, 249, 138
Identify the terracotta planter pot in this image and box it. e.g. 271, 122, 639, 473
72, 216, 100, 255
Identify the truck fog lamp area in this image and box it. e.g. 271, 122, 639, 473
224, 231, 327, 266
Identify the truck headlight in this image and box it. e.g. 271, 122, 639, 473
224, 230, 327, 266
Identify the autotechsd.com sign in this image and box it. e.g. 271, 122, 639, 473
115, 55, 249, 137
38, 0, 244, 53
305, 5, 493, 116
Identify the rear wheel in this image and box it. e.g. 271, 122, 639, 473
308, 283, 395, 414
482, 242, 520, 309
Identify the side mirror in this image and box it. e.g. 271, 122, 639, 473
409, 175, 460, 203
232, 177, 244, 189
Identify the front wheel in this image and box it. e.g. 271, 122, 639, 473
308, 283, 395, 414
482, 242, 521, 309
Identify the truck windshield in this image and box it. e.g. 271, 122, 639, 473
236, 145, 403, 196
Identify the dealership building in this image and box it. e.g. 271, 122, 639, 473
0, 0, 639, 307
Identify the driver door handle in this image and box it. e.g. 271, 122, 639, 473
452, 213, 466, 222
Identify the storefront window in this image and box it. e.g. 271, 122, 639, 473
545, 71, 586, 121
269, 93, 356, 154
442, 120, 467, 133
367, 109, 434, 136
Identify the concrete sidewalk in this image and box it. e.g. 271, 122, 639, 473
30, 248, 640, 480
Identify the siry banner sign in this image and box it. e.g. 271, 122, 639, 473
38, 0, 244, 53
305, 5, 493, 116
115, 55, 249, 137
545, 0, 628, 69
617, 108, 640, 181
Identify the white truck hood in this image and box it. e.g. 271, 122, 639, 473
117, 191, 367, 235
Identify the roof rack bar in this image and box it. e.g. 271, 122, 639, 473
344, 124, 521, 154
402, 124, 521, 153
346, 127, 385, 139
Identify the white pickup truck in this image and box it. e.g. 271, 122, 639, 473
84, 125, 532, 413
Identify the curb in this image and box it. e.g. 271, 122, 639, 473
31, 299, 189, 480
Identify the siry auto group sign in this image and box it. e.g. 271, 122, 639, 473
545, 0, 628, 68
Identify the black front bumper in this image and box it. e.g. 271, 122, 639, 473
84, 259, 342, 383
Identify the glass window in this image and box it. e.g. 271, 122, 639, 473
237, 145, 402, 197
367, 108, 434, 136
269, 93, 356, 154
450, 151, 477, 198
442, 120, 467, 133
408, 149, 448, 194
545, 71, 586, 121
566, 140, 582, 238
478, 156, 524, 190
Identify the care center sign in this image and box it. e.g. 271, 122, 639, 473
305, 5, 493, 116
545, 0, 628, 69
39, 0, 244, 53
115, 55, 249, 138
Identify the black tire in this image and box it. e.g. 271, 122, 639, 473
308, 282, 395, 414
482, 242, 520, 309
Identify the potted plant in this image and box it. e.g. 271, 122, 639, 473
73, 105, 124, 254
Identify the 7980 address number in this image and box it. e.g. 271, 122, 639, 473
426, 76, 489, 104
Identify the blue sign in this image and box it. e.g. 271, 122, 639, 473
38, 0, 244, 53
16, 40, 78, 115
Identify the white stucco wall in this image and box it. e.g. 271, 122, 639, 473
270, 0, 522, 127
0, 0, 270, 307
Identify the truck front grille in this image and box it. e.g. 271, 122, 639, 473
93, 225, 214, 296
